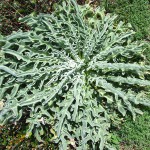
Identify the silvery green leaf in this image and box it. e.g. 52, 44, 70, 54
0, 0, 150, 149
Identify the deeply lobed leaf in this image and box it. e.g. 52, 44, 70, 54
0, 0, 150, 149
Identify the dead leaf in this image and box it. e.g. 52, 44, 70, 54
0, 100, 4, 110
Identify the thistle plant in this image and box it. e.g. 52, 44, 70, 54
0, 0, 150, 149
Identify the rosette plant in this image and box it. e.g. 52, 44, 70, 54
0, 0, 150, 149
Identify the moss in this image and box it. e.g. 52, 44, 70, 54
106, 0, 150, 40
111, 108, 150, 150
